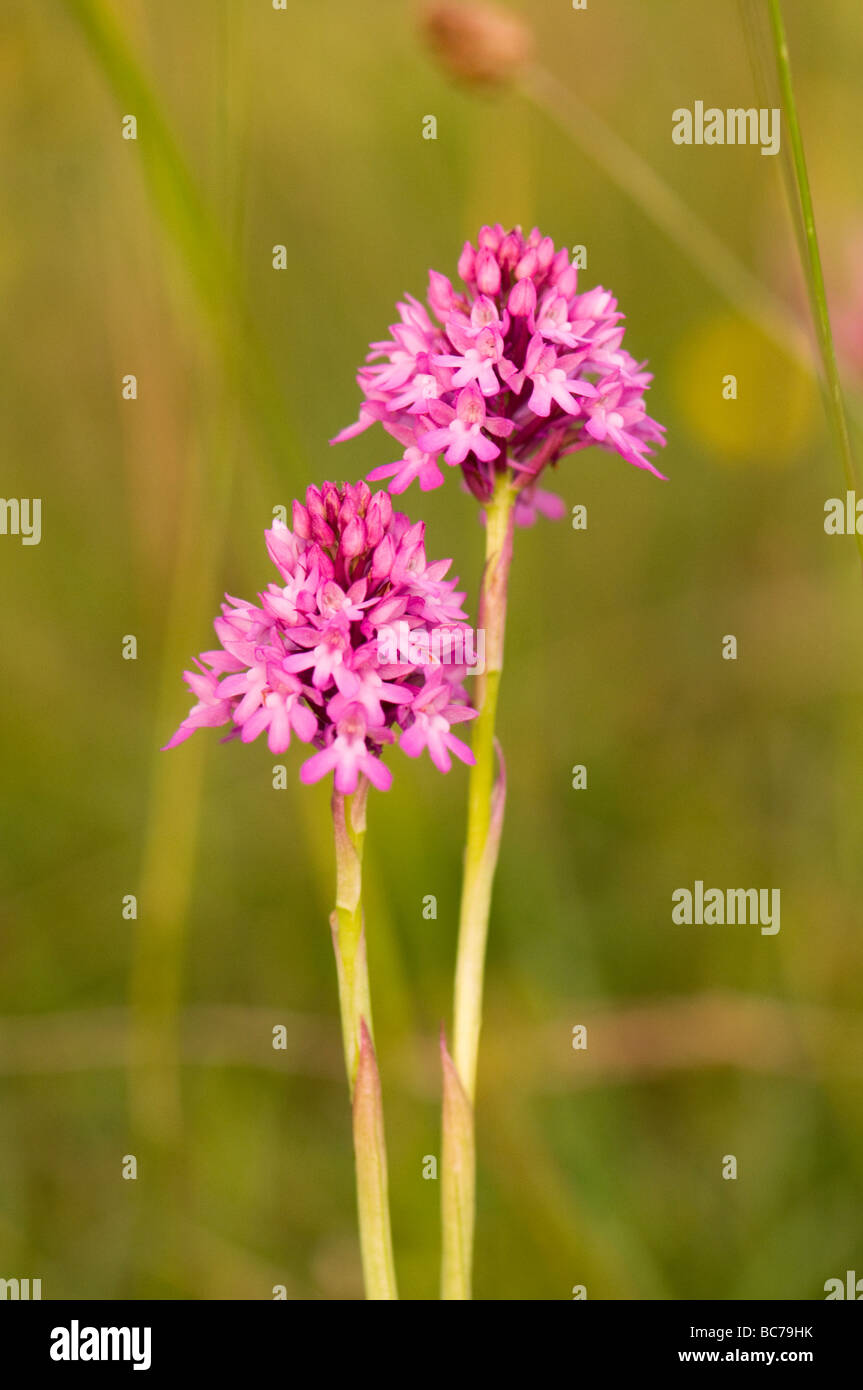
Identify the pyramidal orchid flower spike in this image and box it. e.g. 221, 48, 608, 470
334, 225, 667, 1299
165, 481, 482, 1301
164, 480, 477, 791
332, 222, 666, 524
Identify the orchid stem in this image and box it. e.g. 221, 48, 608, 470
442, 471, 515, 1299
331, 780, 398, 1300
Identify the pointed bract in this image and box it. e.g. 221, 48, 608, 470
440, 1030, 476, 1300
353, 1020, 398, 1299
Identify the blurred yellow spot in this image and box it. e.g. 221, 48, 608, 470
673, 313, 817, 464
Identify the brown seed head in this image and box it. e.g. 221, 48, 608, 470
420, 2, 533, 88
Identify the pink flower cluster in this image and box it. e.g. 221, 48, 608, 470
332, 223, 666, 522
164, 482, 477, 792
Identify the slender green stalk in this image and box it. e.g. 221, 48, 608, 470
330, 781, 398, 1299
765, 0, 862, 566
442, 471, 515, 1299
453, 475, 515, 1095
331, 782, 374, 1088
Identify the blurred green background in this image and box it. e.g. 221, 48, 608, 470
1, 0, 862, 1300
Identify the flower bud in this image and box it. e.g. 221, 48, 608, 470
457, 240, 476, 284
514, 248, 539, 280
376, 490, 393, 530
537, 236, 555, 270
507, 277, 536, 317
370, 534, 396, 584
305, 485, 325, 521
365, 492, 388, 548
478, 223, 504, 252
548, 247, 570, 283
292, 500, 312, 539
310, 513, 336, 547
340, 515, 366, 559
475, 247, 501, 296
321, 480, 341, 524
497, 230, 522, 270
555, 263, 578, 299
428, 269, 458, 317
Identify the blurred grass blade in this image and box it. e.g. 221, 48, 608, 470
763, 0, 861, 559
440, 1030, 475, 1300
62, 0, 301, 472
59, 0, 296, 1290
63, 0, 229, 304
738, 1, 816, 300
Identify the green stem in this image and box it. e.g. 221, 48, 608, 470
453, 476, 514, 1094
330, 780, 398, 1300
331, 781, 373, 1089
766, 0, 862, 566
442, 472, 515, 1299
